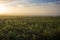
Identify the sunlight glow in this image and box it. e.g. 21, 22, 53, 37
0, 4, 8, 14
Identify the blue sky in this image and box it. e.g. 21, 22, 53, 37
4, 0, 59, 8
26, 0, 58, 3
0, 0, 60, 6
0, 0, 59, 7
9, 0, 60, 6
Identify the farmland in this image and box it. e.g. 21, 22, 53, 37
0, 16, 60, 40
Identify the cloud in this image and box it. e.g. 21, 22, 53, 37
5, 0, 60, 7
0, 0, 14, 4
0, 0, 13, 1
0, 0, 60, 16
5, 3, 60, 16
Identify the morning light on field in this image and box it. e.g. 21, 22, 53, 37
0, 0, 60, 16
0, 0, 60, 40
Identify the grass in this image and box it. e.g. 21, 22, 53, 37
0, 16, 60, 40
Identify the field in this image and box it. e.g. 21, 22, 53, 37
0, 16, 60, 40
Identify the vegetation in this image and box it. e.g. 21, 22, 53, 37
0, 16, 60, 40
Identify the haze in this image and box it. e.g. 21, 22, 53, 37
0, 0, 60, 16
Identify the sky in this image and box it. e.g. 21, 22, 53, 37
0, 0, 60, 16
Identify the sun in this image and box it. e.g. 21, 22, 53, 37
0, 4, 8, 14
0, 6, 6, 12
